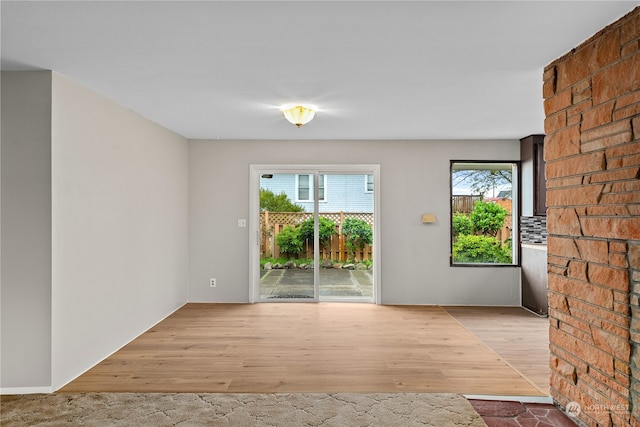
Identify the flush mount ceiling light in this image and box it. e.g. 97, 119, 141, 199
281, 104, 317, 128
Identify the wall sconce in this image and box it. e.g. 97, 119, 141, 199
281, 104, 316, 127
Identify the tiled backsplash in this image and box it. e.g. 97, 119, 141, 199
520, 216, 547, 245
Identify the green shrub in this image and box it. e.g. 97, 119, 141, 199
452, 234, 512, 264
275, 225, 303, 258
298, 217, 337, 250
261, 257, 312, 268
470, 201, 507, 236
452, 212, 472, 238
342, 218, 373, 259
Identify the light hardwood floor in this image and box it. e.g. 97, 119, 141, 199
443, 306, 549, 394
61, 303, 549, 396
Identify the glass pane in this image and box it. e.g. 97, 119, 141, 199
318, 173, 374, 301
298, 174, 309, 201
258, 171, 376, 302
366, 175, 374, 192
318, 174, 325, 201
259, 173, 315, 300
451, 163, 515, 265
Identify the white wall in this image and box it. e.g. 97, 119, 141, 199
50, 73, 189, 390
1, 71, 53, 391
0, 71, 189, 392
189, 139, 521, 305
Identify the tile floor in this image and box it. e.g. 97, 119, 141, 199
469, 399, 578, 427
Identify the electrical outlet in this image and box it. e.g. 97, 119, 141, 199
210, 278, 216, 287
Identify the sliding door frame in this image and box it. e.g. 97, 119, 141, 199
249, 164, 381, 304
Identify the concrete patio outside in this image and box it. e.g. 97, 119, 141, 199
260, 268, 373, 300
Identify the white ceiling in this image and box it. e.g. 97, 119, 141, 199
2, 1, 638, 140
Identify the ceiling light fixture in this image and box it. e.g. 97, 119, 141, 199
281, 104, 316, 128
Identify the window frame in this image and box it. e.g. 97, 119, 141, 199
296, 174, 326, 202
365, 174, 374, 193
450, 160, 521, 267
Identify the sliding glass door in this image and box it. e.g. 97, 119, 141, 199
258, 172, 317, 301
251, 165, 379, 303
317, 172, 374, 301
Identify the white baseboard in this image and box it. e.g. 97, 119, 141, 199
1, 386, 52, 395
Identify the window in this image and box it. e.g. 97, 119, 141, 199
298, 174, 310, 201
451, 161, 518, 266
318, 174, 325, 201
365, 174, 374, 193
297, 174, 326, 202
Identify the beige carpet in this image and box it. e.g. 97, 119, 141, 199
1, 392, 487, 426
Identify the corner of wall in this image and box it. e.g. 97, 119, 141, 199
1, 70, 54, 390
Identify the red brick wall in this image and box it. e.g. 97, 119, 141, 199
544, 7, 640, 426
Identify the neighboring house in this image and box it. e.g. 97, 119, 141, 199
260, 173, 373, 213
495, 190, 511, 199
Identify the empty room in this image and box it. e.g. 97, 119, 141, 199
2, 1, 640, 426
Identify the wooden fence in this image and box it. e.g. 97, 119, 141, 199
260, 211, 373, 261
452, 195, 483, 213
493, 198, 513, 245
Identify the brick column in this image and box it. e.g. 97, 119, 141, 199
631, 242, 640, 425
544, 7, 640, 426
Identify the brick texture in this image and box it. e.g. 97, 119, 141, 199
545, 7, 640, 426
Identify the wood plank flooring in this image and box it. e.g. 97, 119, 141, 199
61, 303, 549, 396
444, 306, 550, 394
